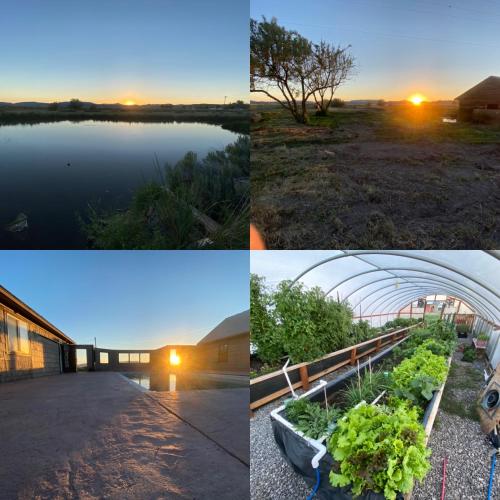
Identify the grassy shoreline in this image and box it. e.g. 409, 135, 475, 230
0, 108, 250, 134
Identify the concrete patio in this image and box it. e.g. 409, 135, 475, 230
0, 372, 249, 499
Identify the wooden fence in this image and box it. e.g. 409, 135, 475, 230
250, 323, 421, 410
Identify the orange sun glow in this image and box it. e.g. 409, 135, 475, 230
169, 349, 181, 366
124, 99, 136, 106
408, 94, 426, 106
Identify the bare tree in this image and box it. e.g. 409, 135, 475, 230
309, 42, 355, 116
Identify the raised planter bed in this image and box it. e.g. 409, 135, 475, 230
250, 324, 422, 410
270, 342, 451, 500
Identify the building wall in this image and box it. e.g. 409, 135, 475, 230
0, 304, 62, 383
195, 333, 249, 374
94, 345, 196, 373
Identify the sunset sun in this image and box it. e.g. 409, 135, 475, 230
409, 93, 425, 106
124, 99, 136, 106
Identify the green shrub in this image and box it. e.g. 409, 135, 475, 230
462, 345, 476, 363
477, 332, 489, 342
250, 274, 283, 365
428, 320, 456, 344
285, 398, 341, 439
455, 323, 469, 335
383, 317, 420, 331
85, 137, 249, 249
351, 320, 380, 344
328, 403, 430, 500
273, 281, 353, 364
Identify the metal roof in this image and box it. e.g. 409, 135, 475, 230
455, 75, 500, 102
0, 285, 75, 344
197, 310, 250, 345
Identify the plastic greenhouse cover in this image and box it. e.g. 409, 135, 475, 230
250, 250, 500, 326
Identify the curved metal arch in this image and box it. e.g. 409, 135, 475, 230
341, 273, 498, 317
383, 291, 465, 317
372, 289, 466, 320
364, 285, 489, 321
324, 266, 490, 300
292, 250, 500, 301
362, 283, 490, 319
356, 281, 491, 319
352, 279, 487, 315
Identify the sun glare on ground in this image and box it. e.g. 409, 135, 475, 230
124, 99, 136, 106
408, 93, 426, 106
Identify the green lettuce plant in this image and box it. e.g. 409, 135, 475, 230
391, 348, 448, 404
328, 403, 430, 500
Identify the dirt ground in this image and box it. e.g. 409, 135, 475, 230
0, 372, 249, 500
251, 105, 500, 249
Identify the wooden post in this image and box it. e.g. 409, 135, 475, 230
440, 296, 446, 319
299, 365, 310, 391
375, 338, 382, 352
350, 347, 357, 366
422, 297, 427, 322
410, 301, 413, 319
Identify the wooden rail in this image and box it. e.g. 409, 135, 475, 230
250, 323, 421, 410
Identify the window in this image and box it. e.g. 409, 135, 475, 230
7, 315, 17, 352
119, 353, 129, 363
218, 344, 228, 363
100, 352, 109, 364
140, 353, 150, 363
7, 315, 30, 354
129, 353, 140, 363
18, 321, 29, 354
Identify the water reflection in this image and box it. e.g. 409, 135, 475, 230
124, 372, 247, 392
0, 120, 239, 248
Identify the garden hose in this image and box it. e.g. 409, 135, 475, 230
487, 451, 497, 500
306, 467, 321, 500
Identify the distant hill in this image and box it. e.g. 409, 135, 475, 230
13, 102, 47, 108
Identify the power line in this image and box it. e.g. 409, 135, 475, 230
279, 19, 500, 50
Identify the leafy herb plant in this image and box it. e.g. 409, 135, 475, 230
285, 398, 341, 440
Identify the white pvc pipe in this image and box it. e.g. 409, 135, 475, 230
270, 379, 329, 469
282, 358, 298, 399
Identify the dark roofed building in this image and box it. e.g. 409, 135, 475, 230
455, 76, 500, 119
195, 310, 249, 374
0, 286, 75, 382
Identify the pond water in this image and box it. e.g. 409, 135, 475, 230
124, 372, 248, 392
0, 120, 239, 248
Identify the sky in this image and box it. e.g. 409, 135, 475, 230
0, 0, 248, 104
0, 251, 249, 349
251, 0, 500, 101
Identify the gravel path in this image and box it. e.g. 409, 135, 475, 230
413, 351, 499, 500
413, 412, 498, 500
250, 395, 309, 500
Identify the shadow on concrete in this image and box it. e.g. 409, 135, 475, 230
0, 372, 249, 499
